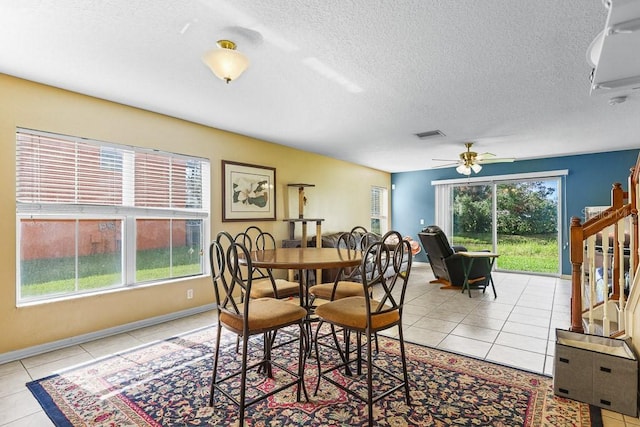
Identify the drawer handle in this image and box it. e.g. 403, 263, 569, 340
600, 399, 611, 406
600, 367, 612, 373
559, 388, 569, 394
559, 357, 569, 363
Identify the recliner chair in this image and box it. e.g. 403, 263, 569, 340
418, 225, 490, 289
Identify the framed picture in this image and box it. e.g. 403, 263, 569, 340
222, 160, 276, 221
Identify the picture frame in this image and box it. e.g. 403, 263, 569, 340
222, 160, 276, 222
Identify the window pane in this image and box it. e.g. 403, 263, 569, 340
136, 219, 203, 281
496, 180, 559, 273
173, 219, 203, 276
20, 219, 123, 299
136, 219, 171, 282
452, 185, 492, 251
370, 218, 381, 234
20, 219, 76, 298
78, 220, 123, 290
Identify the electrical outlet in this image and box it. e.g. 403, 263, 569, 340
187, 289, 194, 299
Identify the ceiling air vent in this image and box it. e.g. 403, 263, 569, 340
415, 129, 445, 139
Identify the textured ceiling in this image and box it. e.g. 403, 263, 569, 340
1, 0, 638, 172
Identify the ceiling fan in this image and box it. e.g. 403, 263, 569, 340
433, 142, 515, 175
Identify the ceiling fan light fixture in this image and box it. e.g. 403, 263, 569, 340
471, 163, 482, 173
456, 164, 471, 175
202, 39, 249, 84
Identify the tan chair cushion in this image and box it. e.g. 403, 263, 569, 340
315, 296, 399, 331
220, 297, 307, 334
250, 278, 300, 299
309, 281, 365, 300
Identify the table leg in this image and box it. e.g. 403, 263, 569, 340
487, 258, 497, 298
461, 257, 475, 298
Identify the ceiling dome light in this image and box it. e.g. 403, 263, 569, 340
202, 40, 249, 84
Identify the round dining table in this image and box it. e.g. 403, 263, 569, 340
242, 247, 361, 270
238, 247, 362, 309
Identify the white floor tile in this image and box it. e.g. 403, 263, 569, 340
450, 323, 500, 343
437, 335, 492, 359
486, 344, 546, 373
494, 331, 548, 354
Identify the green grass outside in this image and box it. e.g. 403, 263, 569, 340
20, 247, 202, 298
452, 233, 558, 274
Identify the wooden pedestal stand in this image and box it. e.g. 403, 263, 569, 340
283, 184, 324, 283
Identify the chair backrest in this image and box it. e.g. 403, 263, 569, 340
235, 225, 263, 251
360, 231, 381, 251
362, 230, 412, 323
350, 225, 369, 235
417, 226, 454, 281
209, 235, 254, 330
332, 231, 363, 282
239, 227, 280, 282
420, 225, 454, 258
252, 230, 287, 296
210, 235, 244, 319
255, 230, 277, 251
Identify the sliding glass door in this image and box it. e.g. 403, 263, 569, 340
450, 178, 560, 274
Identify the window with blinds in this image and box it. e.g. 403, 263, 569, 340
16, 129, 210, 303
370, 186, 388, 235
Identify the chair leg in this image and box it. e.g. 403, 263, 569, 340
313, 321, 324, 396
238, 334, 249, 427
297, 321, 309, 402
263, 331, 273, 379
356, 332, 363, 376
397, 325, 411, 406
366, 328, 374, 427
373, 332, 379, 354
343, 328, 353, 377
209, 323, 223, 407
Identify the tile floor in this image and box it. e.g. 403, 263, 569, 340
0, 262, 637, 426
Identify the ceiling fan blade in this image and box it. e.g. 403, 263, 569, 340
477, 157, 515, 164
432, 162, 459, 168
476, 152, 496, 160
432, 158, 459, 162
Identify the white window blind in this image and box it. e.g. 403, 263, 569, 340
16, 130, 207, 213
371, 187, 382, 217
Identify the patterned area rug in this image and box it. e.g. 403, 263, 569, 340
27, 326, 601, 426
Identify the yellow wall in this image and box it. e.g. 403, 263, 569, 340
0, 74, 390, 354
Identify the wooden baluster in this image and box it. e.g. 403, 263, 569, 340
587, 234, 596, 334
570, 217, 585, 333
630, 213, 636, 292
618, 217, 627, 332
602, 225, 610, 336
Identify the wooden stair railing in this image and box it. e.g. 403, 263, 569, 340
570, 154, 639, 334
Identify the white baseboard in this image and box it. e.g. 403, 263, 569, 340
0, 303, 216, 365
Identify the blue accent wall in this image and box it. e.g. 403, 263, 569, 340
391, 149, 639, 275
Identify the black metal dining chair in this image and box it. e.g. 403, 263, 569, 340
208, 234, 308, 425
312, 230, 413, 427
